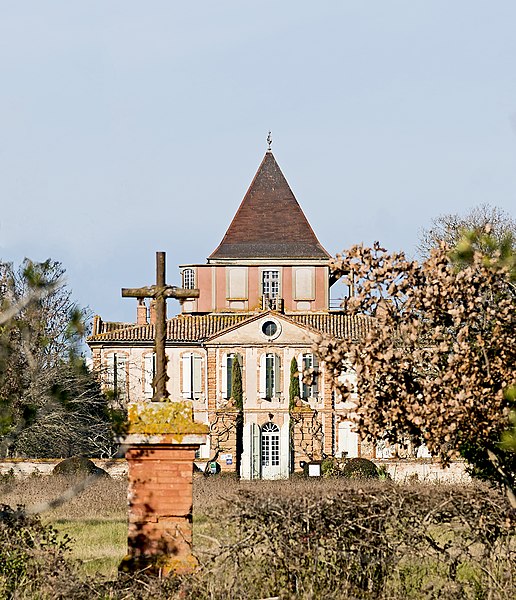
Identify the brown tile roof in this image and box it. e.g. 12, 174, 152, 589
88, 312, 371, 344
209, 152, 331, 261
289, 314, 373, 339
89, 314, 249, 343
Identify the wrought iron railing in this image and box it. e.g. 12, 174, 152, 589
261, 296, 284, 311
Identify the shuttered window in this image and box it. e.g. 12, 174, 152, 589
259, 353, 281, 400
143, 353, 156, 398
298, 353, 319, 399
182, 353, 203, 400
221, 352, 242, 399
106, 353, 127, 401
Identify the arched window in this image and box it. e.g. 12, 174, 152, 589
259, 353, 281, 400
182, 268, 195, 289
262, 422, 279, 432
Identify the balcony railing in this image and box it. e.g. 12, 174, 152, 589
261, 295, 284, 312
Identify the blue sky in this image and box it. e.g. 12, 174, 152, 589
0, 1, 515, 324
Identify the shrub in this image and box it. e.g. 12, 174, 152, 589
0, 504, 73, 596
53, 456, 109, 478
191, 482, 515, 599
341, 457, 380, 479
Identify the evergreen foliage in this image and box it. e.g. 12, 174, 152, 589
289, 357, 300, 411
0, 259, 118, 458
231, 357, 244, 476
231, 358, 243, 412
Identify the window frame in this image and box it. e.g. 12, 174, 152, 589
221, 352, 243, 399
106, 351, 128, 402
143, 352, 156, 398
260, 352, 281, 400
261, 269, 280, 298
182, 352, 203, 400
261, 422, 280, 467
182, 268, 195, 290
299, 352, 319, 400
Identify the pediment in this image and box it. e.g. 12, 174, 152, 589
206, 313, 319, 346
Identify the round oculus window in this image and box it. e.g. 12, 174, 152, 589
261, 321, 278, 337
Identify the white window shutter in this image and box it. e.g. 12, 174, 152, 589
144, 354, 154, 398
274, 354, 281, 397
221, 353, 228, 399
193, 354, 202, 399
182, 353, 192, 399
297, 353, 303, 393
106, 354, 115, 389
118, 355, 127, 380
116, 354, 127, 399
259, 354, 267, 399
251, 422, 261, 479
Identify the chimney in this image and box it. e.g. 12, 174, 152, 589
92, 315, 102, 335
149, 299, 157, 324
137, 298, 148, 325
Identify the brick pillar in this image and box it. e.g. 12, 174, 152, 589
120, 401, 208, 575
322, 368, 335, 457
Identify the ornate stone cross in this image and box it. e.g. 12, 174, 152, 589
122, 251, 199, 400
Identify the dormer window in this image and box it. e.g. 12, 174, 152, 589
182, 268, 195, 289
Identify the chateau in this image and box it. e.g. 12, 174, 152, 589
88, 149, 375, 478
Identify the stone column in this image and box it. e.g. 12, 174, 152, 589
120, 401, 208, 575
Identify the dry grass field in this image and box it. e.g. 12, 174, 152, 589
0, 473, 335, 577
0, 474, 127, 576
1, 473, 515, 599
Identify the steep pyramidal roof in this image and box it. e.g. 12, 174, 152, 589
209, 151, 331, 261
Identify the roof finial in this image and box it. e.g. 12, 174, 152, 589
266, 131, 273, 152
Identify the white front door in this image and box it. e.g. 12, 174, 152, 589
338, 421, 359, 458
261, 422, 281, 479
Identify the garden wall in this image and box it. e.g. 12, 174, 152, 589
0, 458, 128, 478
0, 458, 470, 483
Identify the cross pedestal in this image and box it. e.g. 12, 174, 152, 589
119, 253, 206, 575
120, 402, 209, 575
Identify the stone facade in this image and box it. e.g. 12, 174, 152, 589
87, 149, 428, 479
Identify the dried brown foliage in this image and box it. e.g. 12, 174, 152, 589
1, 477, 515, 599
205, 482, 515, 599
320, 242, 515, 501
